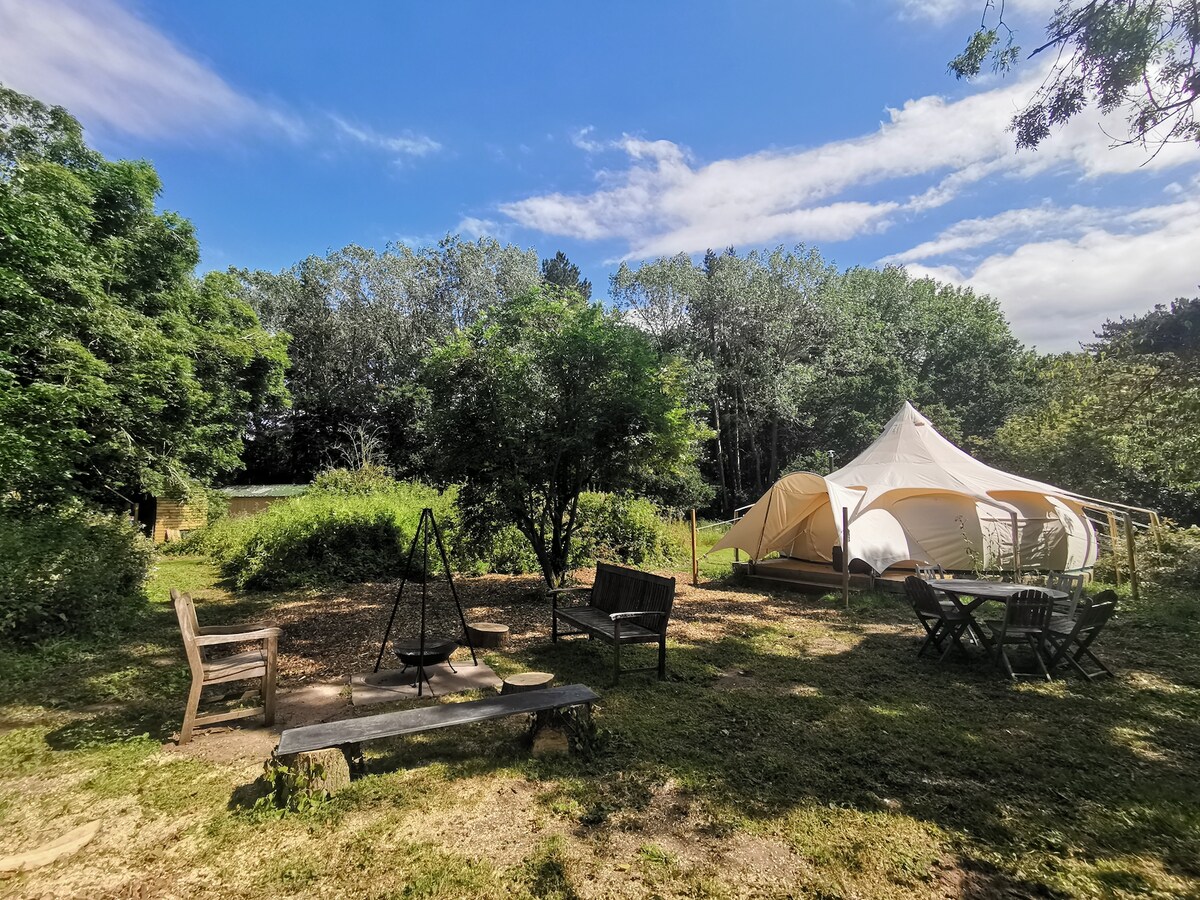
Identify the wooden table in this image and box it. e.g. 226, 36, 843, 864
931, 579, 1069, 649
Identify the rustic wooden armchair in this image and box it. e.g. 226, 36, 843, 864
171, 589, 280, 743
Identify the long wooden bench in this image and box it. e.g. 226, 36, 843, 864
551, 563, 676, 683
275, 683, 600, 757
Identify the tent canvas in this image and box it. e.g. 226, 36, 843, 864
712, 402, 1099, 574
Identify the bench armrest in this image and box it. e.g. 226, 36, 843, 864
194, 627, 281, 646
609, 610, 665, 621
198, 623, 276, 635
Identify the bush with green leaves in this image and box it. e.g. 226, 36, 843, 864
466, 492, 677, 576
1095, 525, 1200, 588
172, 473, 455, 590
0, 510, 153, 641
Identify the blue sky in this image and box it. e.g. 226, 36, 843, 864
2, 0, 1198, 350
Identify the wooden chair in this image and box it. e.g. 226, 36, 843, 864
916, 563, 949, 580
171, 589, 281, 743
1045, 591, 1118, 681
904, 576, 973, 661
985, 589, 1055, 681
1046, 572, 1086, 620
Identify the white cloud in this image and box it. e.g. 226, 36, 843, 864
0, 0, 300, 140
880, 203, 1104, 264
455, 216, 502, 240
895, 0, 1059, 24
0, 0, 442, 165
332, 117, 441, 161
906, 194, 1200, 351
499, 67, 1195, 260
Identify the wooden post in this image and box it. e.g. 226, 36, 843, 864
1106, 509, 1122, 587
690, 509, 699, 587
841, 506, 850, 611
1010, 513, 1022, 581
1124, 512, 1140, 604
1149, 511, 1163, 551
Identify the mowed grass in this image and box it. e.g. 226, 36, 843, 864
1, 556, 1198, 898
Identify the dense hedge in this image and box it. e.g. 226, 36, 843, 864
172, 473, 681, 587
173, 478, 451, 589
0, 510, 153, 641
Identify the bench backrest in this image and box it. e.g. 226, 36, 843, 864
170, 588, 206, 671
591, 562, 676, 632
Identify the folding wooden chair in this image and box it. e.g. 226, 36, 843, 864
904, 576, 973, 661
171, 589, 281, 743
1046, 572, 1086, 620
1045, 592, 1118, 681
985, 589, 1055, 681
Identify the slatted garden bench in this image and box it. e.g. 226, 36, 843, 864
550, 563, 677, 683
275, 683, 600, 757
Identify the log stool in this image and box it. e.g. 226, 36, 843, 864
467, 622, 509, 649
501, 671, 553, 694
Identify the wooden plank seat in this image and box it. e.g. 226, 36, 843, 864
550, 562, 676, 683
275, 683, 600, 757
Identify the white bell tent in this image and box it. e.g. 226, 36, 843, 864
711, 402, 1099, 574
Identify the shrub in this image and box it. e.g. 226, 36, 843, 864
463, 492, 677, 576
0, 509, 153, 642
1095, 525, 1200, 587
571, 493, 674, 569
176, 475, 455, 590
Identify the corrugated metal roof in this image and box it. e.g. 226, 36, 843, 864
217, 484, 308, 498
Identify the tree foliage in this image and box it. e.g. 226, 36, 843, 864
233, 237, 540, 480
542, 250, 592, 300
951, 0, 1200, 148
987, 298, 1200, 521
0, 85, 288, 510
423, 288, 705, 586
614, 246, 1033, 513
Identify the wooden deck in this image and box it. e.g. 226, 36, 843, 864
731, 558, 909, 595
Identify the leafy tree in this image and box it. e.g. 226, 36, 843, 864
423, 288, 705, 586
951, 1, 1200, 148
988, 298, 1200, 522
541, 250, 592, 300
235, 237, 540, 481
614, 247, 1031, 512
0, 85, 287, 509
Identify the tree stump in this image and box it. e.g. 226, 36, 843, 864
501, 672, 553, 695
274, 747, 352, 800
467, 622, 509, 649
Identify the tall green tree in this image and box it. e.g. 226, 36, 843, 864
987, 298, 1200, 522
235, 237, 540, 480
613, 246, 1031, 512
423, 288, 705, 586
951, 1, 1200, 148
541, 250, 592, 300
0, 85, 288, 509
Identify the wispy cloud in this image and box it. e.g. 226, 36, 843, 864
0, 0, 441, 165
331, 117, 441, 162
499, 68, 1196, 260
906, 189, 1200, 351
0, 0, 301, 140
894, 0, 1059, 24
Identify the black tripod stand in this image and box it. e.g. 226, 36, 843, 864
373, 507, 477, 696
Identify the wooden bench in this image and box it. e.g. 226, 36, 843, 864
275, 683, 600, 756
550, 563, 676, 683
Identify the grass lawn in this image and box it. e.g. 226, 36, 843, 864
1, 556, 1199, 898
